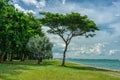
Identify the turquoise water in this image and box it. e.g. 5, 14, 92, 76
66, 59, 120, 70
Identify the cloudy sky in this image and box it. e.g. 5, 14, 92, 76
13, 0, 120, 59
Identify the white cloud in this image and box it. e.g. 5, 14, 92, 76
36, 0, 46, 8
21, 0, 37, 5
21, 0, 46, 8
77, 43, 104, 55
26, 10, 36, 14
66, 43, 104, 59
89, 43, 104, 54
62, 0, 66, 4
14, 4, 25, 12
14, 4, 35, 14
109, 50, 120, 56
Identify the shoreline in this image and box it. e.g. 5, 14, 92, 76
66, 60, 120, 72
54, 59, 120, 71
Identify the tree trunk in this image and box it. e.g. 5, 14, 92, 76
37, 57, 42, 64
20, 52, 25, 61
37, 53, 42, 64
10, 53, 13, 61
0, 52, 6, 63
40, 56, 42, 62
22, 53, 25, 61
3, 53, 7, 61
21, 53, 25, 61
61, 43, 68, 66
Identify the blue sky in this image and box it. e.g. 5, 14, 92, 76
13, 0, 120, 59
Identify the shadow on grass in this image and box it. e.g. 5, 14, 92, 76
0, 63, 29, 80
1, 60, 52, 66
64, 65, 111, 72
0, 60, 52, 80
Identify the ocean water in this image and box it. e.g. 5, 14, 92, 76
66, 59, 120, 71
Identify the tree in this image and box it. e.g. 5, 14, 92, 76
26, 35, 53, 64
40, 12, 99, 66
0, 0, 14, 62
0, 0, 44, 62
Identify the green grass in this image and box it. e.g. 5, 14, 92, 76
0, 60, 120, 80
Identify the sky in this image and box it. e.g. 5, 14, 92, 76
12, 0, 120, 59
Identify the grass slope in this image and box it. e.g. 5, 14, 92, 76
0, 60, 120, 80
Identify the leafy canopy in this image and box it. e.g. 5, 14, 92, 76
40, 12, 99, 44
0, 0, 44, 61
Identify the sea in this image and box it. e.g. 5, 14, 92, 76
66, 59, 120, 71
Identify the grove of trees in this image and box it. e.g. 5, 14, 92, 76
0, 0, 53, 63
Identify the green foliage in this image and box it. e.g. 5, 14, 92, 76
26, 35, 53, 63
40, 12, 99, 66
40, 12, 99, 37
0, 0, 44, 62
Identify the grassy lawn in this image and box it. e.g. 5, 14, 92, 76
0, 60, 120, 80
